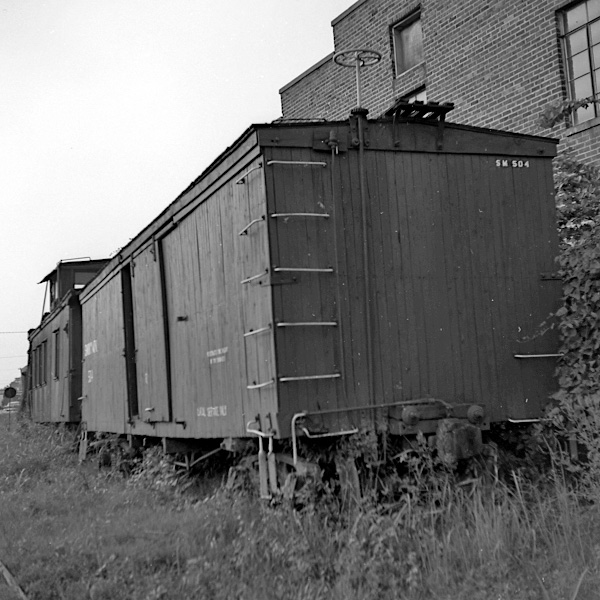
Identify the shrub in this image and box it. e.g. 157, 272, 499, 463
547, 150, 600, 491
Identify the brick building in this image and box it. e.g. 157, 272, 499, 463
280, 0, 600, 164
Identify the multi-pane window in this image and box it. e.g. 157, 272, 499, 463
560, 0, 600, 124
392, 11, 423, 76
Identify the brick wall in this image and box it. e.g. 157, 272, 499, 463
279, 0, 600, 164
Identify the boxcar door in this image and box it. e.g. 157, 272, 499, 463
161, 213, 209, 433
131, 243, 171, 422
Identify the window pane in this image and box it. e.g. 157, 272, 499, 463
571, 49, 591, 78
591, 20, 600, 45
592, 43, 600, 69
594, 66, 600, 90
395, 18, 423, 74
567, 3, 588, 31
53, 331, 60, 378
567, 29, 588, 55
588, 0, 600, 22
575, 103, 596, 122
574, 73, 593, 98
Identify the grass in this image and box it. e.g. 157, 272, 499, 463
1, 414, 600, 599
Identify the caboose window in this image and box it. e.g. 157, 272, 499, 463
392, 10, 424, 76
53, 330, 60, 379
560, 0, 600, 124
41, 341, 47, 385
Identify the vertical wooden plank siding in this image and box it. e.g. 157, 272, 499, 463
63, 121, 558, 441
240, 159, 278, 433
265, 146, 346, 433
160, 155, 272, 438
68, 301, 84, 422
131, 244, 170, 421
49, 308, 69, 422
81, 275, 128, 433
364, 148, 559, 422
29, 304, 77, 423
161, 214, 205, 433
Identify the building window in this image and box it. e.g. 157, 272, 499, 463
392, 11, 423, 76
402, 87, 427, 103
560, 0, 600, 124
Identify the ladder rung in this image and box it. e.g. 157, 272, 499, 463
514, 353, 563, 359
267, 160, 327, 167
235, 162, 263, 185
273, 267, 334, 273
238, 215, 265, 236
277, 322, 337, 327
279, 373, 341, 382
270, 213, 330, 219
241, 269, 268, 284
247, 379, 275, 390
244, 325, 271, 337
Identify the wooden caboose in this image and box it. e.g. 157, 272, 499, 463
28, 259, 108, 423
79, 110, 561, 451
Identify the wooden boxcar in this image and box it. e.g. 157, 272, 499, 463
28, 260, 108, 423
78, 113, 561, 448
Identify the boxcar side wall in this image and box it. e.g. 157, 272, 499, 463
81, 132, 279, 439
81, 274, 129, 432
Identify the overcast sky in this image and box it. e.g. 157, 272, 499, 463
0, 0, 354, 388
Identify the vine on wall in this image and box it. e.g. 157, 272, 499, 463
547, 148, 600, 485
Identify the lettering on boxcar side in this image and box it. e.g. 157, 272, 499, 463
495, 159, 530, 168
87, 369, 93, 383
197, 405, 227, 417
84, 340, 98, 357
207, 346, 228, 365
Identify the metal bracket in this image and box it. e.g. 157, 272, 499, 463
290, 412, 359, 466
349, 112, 369, 148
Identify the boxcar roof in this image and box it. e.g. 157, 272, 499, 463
79, 118, 558, 300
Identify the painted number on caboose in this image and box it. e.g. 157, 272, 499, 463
495, 159, 530, 168
197, 405, 227, 418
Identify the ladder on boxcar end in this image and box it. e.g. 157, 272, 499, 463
238, 159, 341, 397
237, 158, 343, 498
